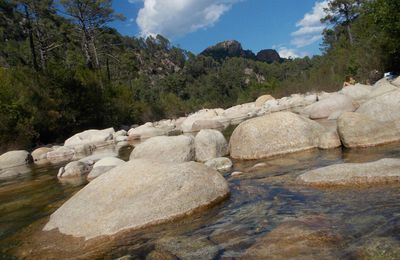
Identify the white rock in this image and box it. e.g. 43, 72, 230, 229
0, 150, 31, 169
204, 157, 233, 173
130, 135, 195, 163
357, 90, 400, 122
195, 129, 228, 162
44, 159, 229, 240
87, 157, 125, 180
303, 94, 358, 119
57, 161, 92, 179
64, 128, 115, 147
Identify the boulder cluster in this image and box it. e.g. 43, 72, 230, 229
1, 76, 400, 242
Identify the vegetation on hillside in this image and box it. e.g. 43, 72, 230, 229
0, 0, 399, 151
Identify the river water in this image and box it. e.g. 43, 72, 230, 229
0, 143, 400, 259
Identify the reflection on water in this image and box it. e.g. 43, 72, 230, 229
0, 143, 400, 259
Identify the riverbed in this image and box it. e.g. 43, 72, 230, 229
1, 143, 400, 259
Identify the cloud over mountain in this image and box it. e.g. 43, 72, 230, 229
135, 0, 239, 38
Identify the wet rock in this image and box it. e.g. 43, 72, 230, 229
205, 157, 233, 173
303, 94, 358, 119
146, 250, 177, 260
0, 150, 32, 169
31, 147, 53, 165
155, 236, 219, 260
267, 157, 299, 167
195, 129, 228, 162
44, 159, 229, 240
337, 112, 400, 148
298, 158, 400, 186
87, 157, 125, 181
57, 161, 92, 179
230, 112, 325, 160
130, 135, 195, 163
64, 128, 115, 146
241, 216, 342, 259
352, 237, 400, 259
255, 95, 275, 107
357, 90, 400, 122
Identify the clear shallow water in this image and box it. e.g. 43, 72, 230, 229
0, 144, 400, 259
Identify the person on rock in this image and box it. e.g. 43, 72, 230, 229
343, 76, 356, 87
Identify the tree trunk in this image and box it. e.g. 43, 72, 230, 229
346, 24, 354, 46
24, 5, 39, 71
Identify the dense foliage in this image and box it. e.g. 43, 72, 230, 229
0, 0, 399, 151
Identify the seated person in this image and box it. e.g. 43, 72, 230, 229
343, 76, 356, 87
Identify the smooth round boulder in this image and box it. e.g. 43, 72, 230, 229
87, 157, 125, 181
357, 90, 400, 122
229, 112, 325, 160
57, 161, 92, 179
318, 131, 342, 149
130, 135, 195, 163
191, 120, 225, 132
339, 83, 372, 101
128, 126, 167, 140
303, 94, 358, 119
46, 146, 75, 164
31, 147, 53, 165
43, 159, 229, 240
195, 129, 228, 162
298, 158, 400, 186
0, 150, 31, 169
255, 95, 275, 107
337, 112, 400, 148
64, 128, 115, 147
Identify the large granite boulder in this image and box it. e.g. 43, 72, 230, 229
392, 76, 400, 87
337, 112, 400, 148
357, 90, 400, 122
0, 150, 31, 169
43, 159, 229, 240
204, 157, 233, 173
298, 158, 400, 186
180, 109, 225, 133
130, 135, 195, 163
46, 146, 75, 164
229, 112, 325, 160
31, 147, 53, 165
340, 83, 372, 101
303, 94, 358, 119
195, 129, 228, 162
64, 128, 114, 147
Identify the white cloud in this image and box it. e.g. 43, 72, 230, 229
278, 47, 309, 59
135, 0, 239, 38
291, 0, 329, 48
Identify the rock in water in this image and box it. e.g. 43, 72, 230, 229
57, 161, 92, 179
195, 129, 228, 162
43, 159, 229, 240
87, 157, 125, 180
297, 158, 400, 186
64, 128, 115, 146
229, 112, 325, 159
130, 135, 195, 163
0, 150, 32, 169
337, 112, 400, 148
204, 157, 233, 173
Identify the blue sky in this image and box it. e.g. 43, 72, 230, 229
110, 0, 329, 58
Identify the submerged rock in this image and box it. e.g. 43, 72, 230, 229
337, 112, 400, 148
0, 150, 31, 169
298, 158, 400, 186
44, 159, 229, 240
130, 135, 195, 163
229, 112, 325, 159
241, 215, 342, 259
195, 129, 228, 162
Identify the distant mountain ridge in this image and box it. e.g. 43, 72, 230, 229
200, 40, 283, 64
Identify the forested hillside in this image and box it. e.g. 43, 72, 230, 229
0, 0, 399, 151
